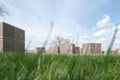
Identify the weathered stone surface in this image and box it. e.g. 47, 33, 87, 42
3, 22, 15, 39
0, 39, 3, 51
80, 48, 83, 54
26, 47, 45, 54
34, 47, 45, 53
75, 47, 80, 54
3, 39, 15, 51
0, 22, 3, 39
15, 27, 25, 52
0, 22, 25, 52
46, 46, 59, 54
114, 48, 120, 54
46, 43, 77, 54
82, 43, 101, 54
60, 43, 75, 54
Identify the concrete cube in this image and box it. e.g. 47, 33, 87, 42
60, 43, 75, 54
0, 22, 25, 52
82, 43, 101, 54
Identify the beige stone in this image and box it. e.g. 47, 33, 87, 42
60, 43, 75, 54
0, 39, 3, 51
80, 48, 83, 54
26, 47, 46, 54
34, 47, 45, 53
46, 43, 81, 54
82, 43, 101, 54
0, 22, 3, 39
114, 48, 120, 54
46, 46, 59, 54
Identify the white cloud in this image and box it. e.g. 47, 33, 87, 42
93, 29, 106, 37
115, 39, 120, 43
96, 15, 111, 28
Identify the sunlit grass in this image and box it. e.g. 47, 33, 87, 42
0, 52, 120, 80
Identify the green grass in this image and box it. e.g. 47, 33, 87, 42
0, 52, 120, 80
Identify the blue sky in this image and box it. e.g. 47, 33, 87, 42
0, 0, 120, 50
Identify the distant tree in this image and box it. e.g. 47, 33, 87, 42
52, 35, 70, 53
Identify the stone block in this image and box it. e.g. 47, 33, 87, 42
75, 47, 80, 53
46, 46, 59, 54
0, 39, 3, 52
15, 27, 25, 42
3, 22, 15, 40
34, 47, 45, 53
0, 22, 25, 52
3, 39, 15, 51
0, 23, 3, 39
60, 43, 75, 54
82, 43, 101, 54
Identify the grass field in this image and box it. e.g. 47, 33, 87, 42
0, 52, 120, 80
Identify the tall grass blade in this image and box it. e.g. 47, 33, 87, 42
107, 23, 119, 54
25, 40, 32, 52
39, 22, 54, 54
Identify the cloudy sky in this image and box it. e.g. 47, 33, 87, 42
0, 0, 120, 50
